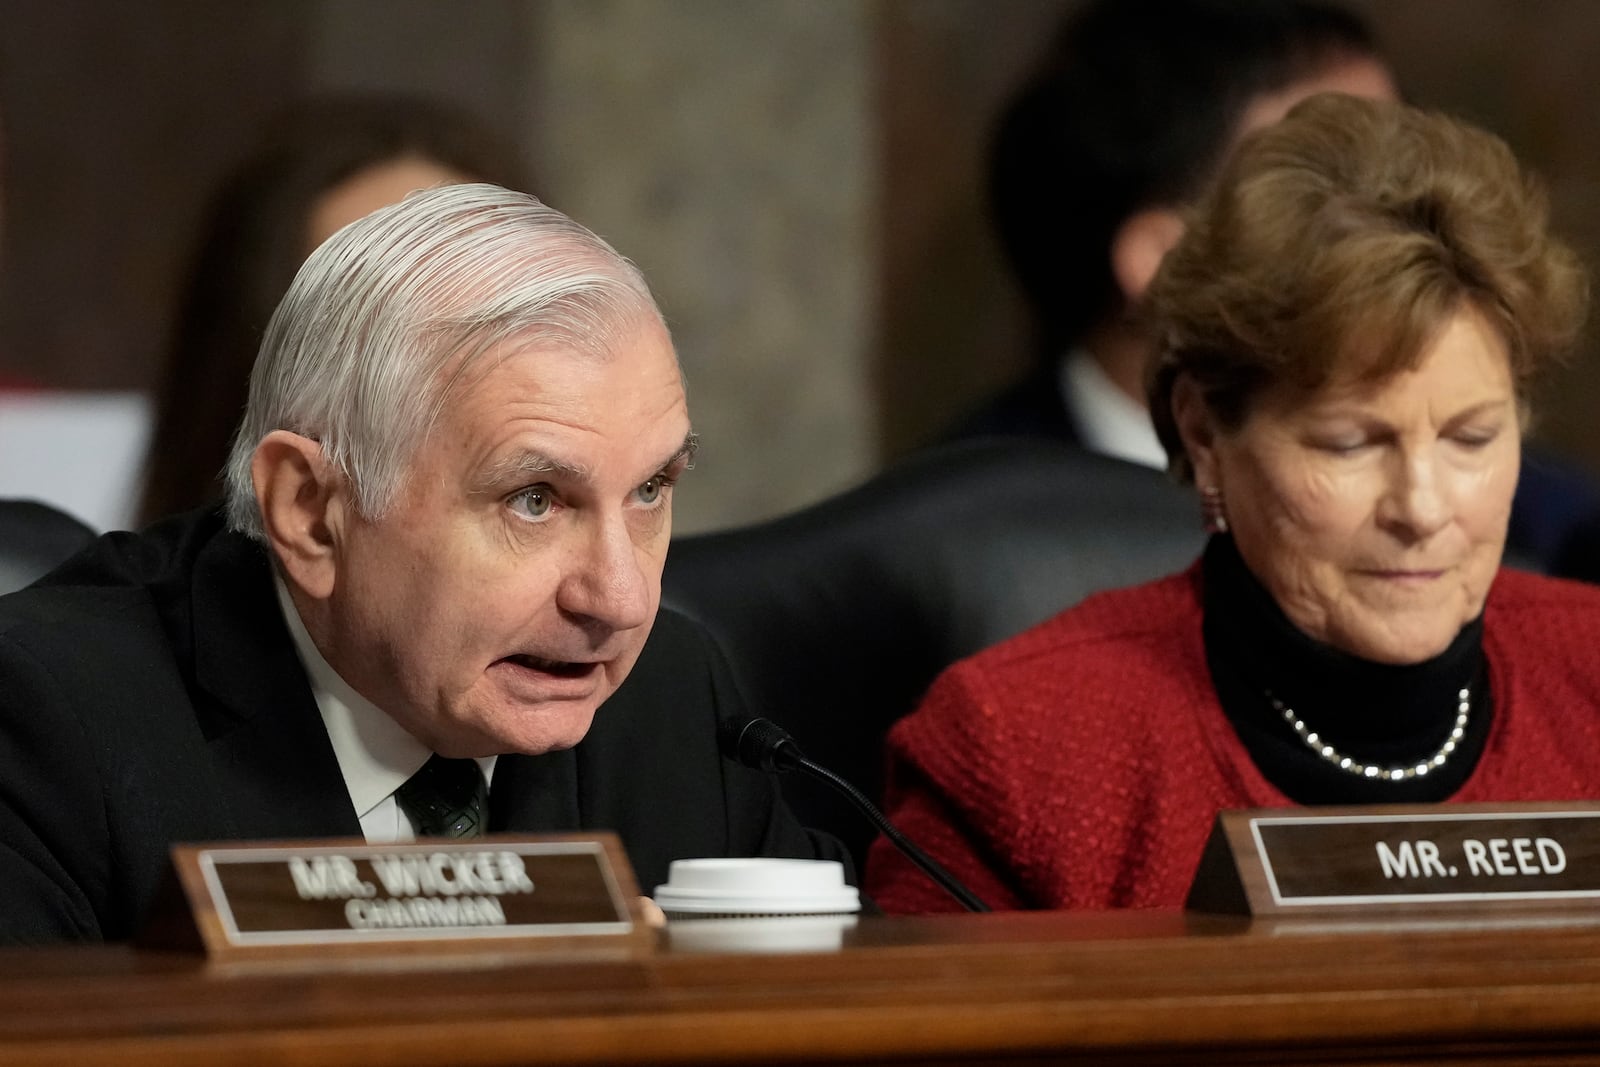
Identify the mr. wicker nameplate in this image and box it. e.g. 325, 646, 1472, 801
1186, 803, 1600, 917
139, 833, 648, 959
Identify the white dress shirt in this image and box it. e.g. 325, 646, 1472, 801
274, 576, 495, 843
1058, 348, 1168, 470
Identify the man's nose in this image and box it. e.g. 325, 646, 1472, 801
558, 516, 654, 635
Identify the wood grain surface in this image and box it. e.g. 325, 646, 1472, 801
7, 908, 1600, 1065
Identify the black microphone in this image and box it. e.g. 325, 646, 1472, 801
720, 716, 991, 913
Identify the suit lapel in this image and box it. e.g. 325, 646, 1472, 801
185, 527, 360, 841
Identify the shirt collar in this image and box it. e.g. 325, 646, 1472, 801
1059, 347, 1168, 470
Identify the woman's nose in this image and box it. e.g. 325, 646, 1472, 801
1377, 450, 1451, 542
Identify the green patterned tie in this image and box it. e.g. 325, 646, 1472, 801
394, 754, 487, 838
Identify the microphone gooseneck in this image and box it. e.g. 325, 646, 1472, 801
720, 717, 991, 913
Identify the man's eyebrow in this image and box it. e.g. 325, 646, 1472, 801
662, 431, 700, 473
472, 450, 590, 493
471, 432, 697, 495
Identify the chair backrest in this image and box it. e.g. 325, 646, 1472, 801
1552, 510, 1600, 584
0, 499, 96, 597
662, 438, 1204, 866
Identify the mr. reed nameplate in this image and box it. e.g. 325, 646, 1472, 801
1187, 803, 1600, 917
141, 833, 647, 959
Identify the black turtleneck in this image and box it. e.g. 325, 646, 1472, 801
1202, 535, 1493, 805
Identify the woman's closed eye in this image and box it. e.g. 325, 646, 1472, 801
1310, 434, 1374, 456
1449, 425, 1503, 450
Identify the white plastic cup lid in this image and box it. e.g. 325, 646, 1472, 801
652, 858, 861, 916
665, 914, 859, 953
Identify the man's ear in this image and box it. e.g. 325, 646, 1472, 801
1110, 207, 1186, 304
1171, 374, 1223, 489
251, 430, 344, 600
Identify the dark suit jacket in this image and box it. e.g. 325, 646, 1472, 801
0, 509, 842, 943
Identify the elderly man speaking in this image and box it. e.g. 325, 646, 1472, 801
0, 184, 840, 942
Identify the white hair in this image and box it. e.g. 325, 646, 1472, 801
223, 182, 662, 541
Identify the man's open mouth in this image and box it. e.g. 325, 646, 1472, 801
500, 654, 598, 679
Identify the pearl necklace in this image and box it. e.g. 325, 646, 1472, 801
1267, 686, 1471, 782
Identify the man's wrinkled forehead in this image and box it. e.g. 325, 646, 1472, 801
426, 305, 676, 402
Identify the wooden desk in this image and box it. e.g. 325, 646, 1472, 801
5, 909, 1600, 1065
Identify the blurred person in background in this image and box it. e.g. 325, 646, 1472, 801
950, 0, 1393, 458
138, 94, 525, 524
872, 95, 1600, 913
948, 0, 1599, 570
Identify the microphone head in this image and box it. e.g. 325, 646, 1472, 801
718, 716, 805, 773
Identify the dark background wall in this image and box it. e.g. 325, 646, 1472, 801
0, 0, 534, 392
0, 1, 1596, 531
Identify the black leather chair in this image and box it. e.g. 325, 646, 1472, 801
0, 499, 96, 597
662, 438, 1204, 866
1552, 510, 1600, 585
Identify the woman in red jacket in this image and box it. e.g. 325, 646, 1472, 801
867, 93, 1600, 913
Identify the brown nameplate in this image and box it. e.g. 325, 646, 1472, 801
139, 833, 649, 960
1187, 803, 1600, 917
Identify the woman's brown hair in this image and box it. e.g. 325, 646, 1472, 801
1146, 92, 1587, 483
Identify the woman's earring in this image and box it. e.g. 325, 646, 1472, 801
1200, 485, 1229, 534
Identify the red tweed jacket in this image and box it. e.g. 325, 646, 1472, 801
866, 565, 1600, 913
